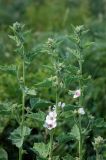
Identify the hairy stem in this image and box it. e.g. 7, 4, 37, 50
78, 47, 83, 160
96, 150, 100, 160
56, 84, 59, 112
49, 131, 53, 160
19, 47, 25, 160
79, 115, 82, 160
19, 147, 22, 160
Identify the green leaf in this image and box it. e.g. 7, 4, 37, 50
24, 87, 37, 96
67, 48, 80, 59
9, 126, 31, 148
75, 25, 84, 33
68, 34, 79, 43
9, 35, 22, 47
60, 110, 73, 120
36, 157, 46, 160
0, 148, 8, 160
94, 118, 106, 128
63, 104, 78, 112
62, 154, 74, 160
56, 133, 73, 143
65, 75, 81, 84
10, 22, 25, 32
26, 111, 46, 123
35, 79, 52, 88
53, 156, 60, 160
30, 98, 51, 110
0, 102, 11, 115
9, 22, 25, 46
33, 142, 50, 158
67, 65, 78, 74
83, 42, 94, 49
70, 124, 80, 141
0, 65, 16, 74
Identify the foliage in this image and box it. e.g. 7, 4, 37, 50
0, 148, 8, 160
9, 126, 31, 148
0, 1, 106, 160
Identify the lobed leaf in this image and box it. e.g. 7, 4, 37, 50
70, 124, 80, 141
33, 142, 50, 158
26, 111, 46, 123
9, 126, 31, 148
30, 98, 51, 110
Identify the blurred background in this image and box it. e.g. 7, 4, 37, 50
0, 0, 106, 159
0, 0, 106, 116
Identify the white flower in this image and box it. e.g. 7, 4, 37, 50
44, 121, 57, 130
45, 115, 55, 123
44, 110, 57, 130
73, 89, 81, 98
78, 107, 85, 115
49, 110, 57, 118
61, 103, 65, 108
58, 102, 65, 108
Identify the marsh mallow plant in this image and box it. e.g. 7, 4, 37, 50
0, 23, 105, 160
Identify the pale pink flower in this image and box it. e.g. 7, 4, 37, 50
49, 110, 57, 118
73, 89, 81, 98
44, 121, 57, 130
44, 110, 57, 130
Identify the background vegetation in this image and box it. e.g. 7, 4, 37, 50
0, 0, 106, 160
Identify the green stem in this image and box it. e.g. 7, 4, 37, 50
56, 84, 58, 112
79, 115, 82, 160
79, 60, 83, 105
19, 47, 25, 160
21, 60, 25, 127
49, 131, 53, 160
78, 51, 83, 160
96, 150, 100, 160
19, 147, 22, 160
49, 75, 58, 160
55, 60, 59, 112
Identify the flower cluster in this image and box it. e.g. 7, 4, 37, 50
44, 109, 57, 130
46, 38, 55, 50
92, 136, 104, 150
54, 62, 65, 72
94, 136, 104, 145
48, 75, 58, 87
